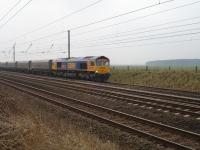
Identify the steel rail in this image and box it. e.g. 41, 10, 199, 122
107, 81, 200, 98
65, 80, 200, 105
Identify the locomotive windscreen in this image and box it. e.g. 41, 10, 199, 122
96, 58, 109, 66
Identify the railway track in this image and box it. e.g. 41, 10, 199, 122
0, 76, 200, 149
1, 70, 199, 99
66, 81, 200, 106
1, 71, 200, 120
0, 70, 200, 100
106, 82, 200, 99
2, 71, 200, 105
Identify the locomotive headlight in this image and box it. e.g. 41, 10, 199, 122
95, 70, 98, 73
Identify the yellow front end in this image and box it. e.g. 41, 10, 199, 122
87, 61, 110, 74
87, 59, 111, 81
95, 66, 110, 74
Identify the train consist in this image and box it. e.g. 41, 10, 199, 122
0, 56, 111, 82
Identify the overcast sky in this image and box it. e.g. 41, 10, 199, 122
0, 0, 200, 64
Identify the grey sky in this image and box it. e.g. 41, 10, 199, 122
0, 0, 200, 64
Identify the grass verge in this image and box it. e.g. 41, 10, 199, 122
109, 68, 200, 91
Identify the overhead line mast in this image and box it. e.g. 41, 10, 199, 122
68, 30, 71, 59
13, 43, 16, 62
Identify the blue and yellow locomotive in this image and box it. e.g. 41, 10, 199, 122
51, 56, 111, 81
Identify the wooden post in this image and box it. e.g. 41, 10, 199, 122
146, 66, 148, 71
195, 65, 198, 73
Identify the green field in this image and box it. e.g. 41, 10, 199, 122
108, 66, 200, 92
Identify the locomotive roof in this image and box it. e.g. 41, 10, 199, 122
68, 56, 109, 62
53, 56, 109, 62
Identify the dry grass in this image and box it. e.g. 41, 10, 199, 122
109, 67, 200, 91
0, 88, 119, 150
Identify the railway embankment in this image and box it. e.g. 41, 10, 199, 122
109, 68, 200, 92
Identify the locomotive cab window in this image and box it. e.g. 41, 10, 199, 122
96, 59, 109, 66
57, 62, 62, 68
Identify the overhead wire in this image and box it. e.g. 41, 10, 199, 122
17, 35, 200, 55
12, 21, 200, 52
19, 47, 67, 54
0, 0, 33, 30
13, 16, 200, 48
74, 38, 200, 52
17, 42, 67, 53
1, 0, 175, 49
0, 0, 188, 48
0, 0, 103, 44
16, 30, 67, 45
72, 31, 200, 49
4, 0, 175, 48
0, 0, 22, 22
100, 27, 200, 43
72, 0, 200, 36
71, 20, 200, 44
108, 38, 200, 49
0, 35, 68, 51
43, 38, 200, 54
15, 37, 67, 50
3, 0, 200, 58
70, 0, 175, 31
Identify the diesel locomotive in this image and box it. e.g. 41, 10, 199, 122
0, 56, 111, 82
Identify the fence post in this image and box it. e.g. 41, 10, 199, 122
127, 66, 130, 71
195, 65, 198, 73
169, 66, 171, 71
146, 66, 148, 71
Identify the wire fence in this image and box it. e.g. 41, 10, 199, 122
111, 65, 200, 73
